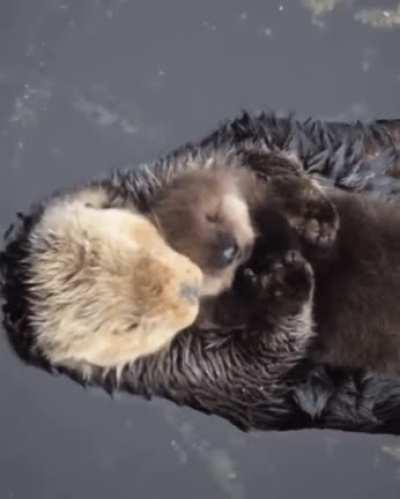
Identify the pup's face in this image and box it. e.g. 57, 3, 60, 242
151, 169, 255, 296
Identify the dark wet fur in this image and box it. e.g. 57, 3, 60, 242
310, 190, 400, 373
3, 112, 400, 435
217, 180, 400, 376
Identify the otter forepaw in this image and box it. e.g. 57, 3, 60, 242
257, 250, 314, 309
297, 196, 339, 250
268, 175, 339, 251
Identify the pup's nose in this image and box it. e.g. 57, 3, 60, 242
180, 283, 200, 304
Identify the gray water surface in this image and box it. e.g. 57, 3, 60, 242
1, 1, 400, 498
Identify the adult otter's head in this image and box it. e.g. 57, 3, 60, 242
6, 190, 203, 378
150, 168, 256, 296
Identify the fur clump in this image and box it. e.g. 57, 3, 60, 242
3, 111, 400, 435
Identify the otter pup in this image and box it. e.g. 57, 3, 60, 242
143, 149, 400, 378
148, 161, 341, 339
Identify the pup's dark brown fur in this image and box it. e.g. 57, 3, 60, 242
310, 189, 400, 374
209, 155, 400, 376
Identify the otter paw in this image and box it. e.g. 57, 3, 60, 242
267, 175, 339, 251
297, 195, 339, 250
257, 250, 314, 308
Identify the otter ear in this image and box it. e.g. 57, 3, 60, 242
3, 185, 202, 383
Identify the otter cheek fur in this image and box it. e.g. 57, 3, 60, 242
149, 167, 256, 297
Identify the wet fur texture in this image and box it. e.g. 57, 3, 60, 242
310, 189, 400, 374
3, 112, 400, 435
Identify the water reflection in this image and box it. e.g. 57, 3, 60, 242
355, 5, 400, 29
302, 0, 400, 30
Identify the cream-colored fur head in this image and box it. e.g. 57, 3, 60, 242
26, 190, 202, 379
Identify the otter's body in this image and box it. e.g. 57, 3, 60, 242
310, 190, 400, 374
230, 179, 400, 377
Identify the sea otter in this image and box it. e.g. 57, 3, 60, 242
3, 112, 400, 435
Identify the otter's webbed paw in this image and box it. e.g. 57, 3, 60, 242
241, 150, 339, 251
246, 250, 314, 322
265, 175, 339, 252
